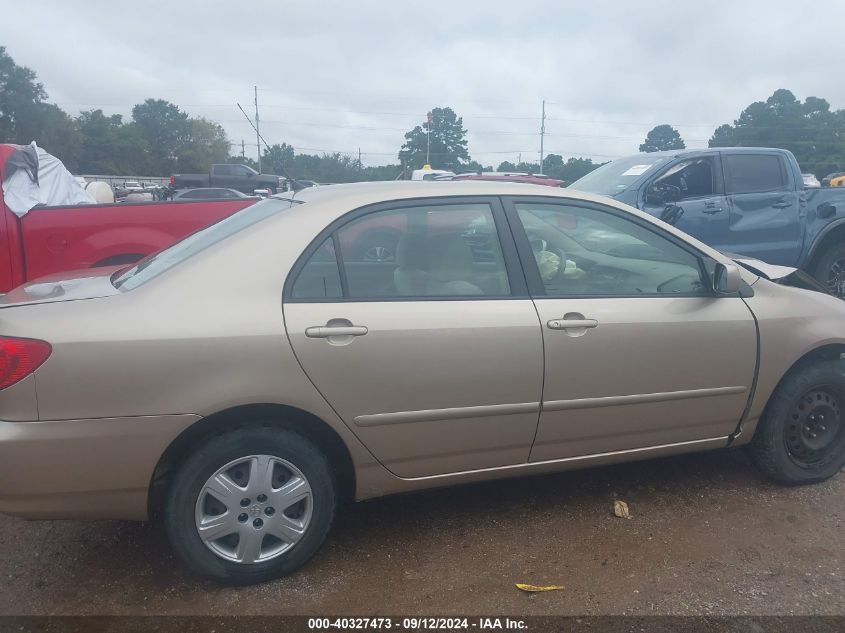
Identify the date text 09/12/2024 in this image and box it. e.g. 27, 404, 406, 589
307, 618, 528, 630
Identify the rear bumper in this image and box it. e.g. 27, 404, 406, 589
0, 414, 199, 520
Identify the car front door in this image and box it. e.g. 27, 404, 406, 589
283, 198, 544, 478
721, 152, 803, 266
639, 155, 728, 248
505, 198, 757, 462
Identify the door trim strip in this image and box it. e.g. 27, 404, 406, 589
543, 386, 747, 412
354, 402, 540, 427
399, 436, 729, 482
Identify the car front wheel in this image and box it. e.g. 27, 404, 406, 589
164, 427, 336, 584
749, 360, 845, 485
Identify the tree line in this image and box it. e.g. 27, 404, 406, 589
2, 46, 844, 181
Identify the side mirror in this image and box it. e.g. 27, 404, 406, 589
713, 262, 741, 294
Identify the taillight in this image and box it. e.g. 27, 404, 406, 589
169, 175, 175, 186
0, 337, 52, 391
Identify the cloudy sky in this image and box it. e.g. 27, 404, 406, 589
4, 0, 845, 167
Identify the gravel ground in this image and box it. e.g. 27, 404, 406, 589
0, 448, 843, 616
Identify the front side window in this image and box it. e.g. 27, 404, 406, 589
290, 203, 511, 300
649, 158, 716, 200
514, 202, 707, 297
724, 154, 787, 194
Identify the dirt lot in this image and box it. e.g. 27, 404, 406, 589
0, 448, 843, 616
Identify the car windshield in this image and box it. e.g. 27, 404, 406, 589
569, 155, 670, 196
112, 197, 299, 291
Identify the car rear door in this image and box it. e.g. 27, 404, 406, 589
283, 197, 544, 478
721, 152, 803, 266
504, 197, 757, 462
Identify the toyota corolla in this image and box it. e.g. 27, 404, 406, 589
1, 181, 844, 584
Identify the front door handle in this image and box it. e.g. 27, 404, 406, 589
772, 199, 791, 209
306, 325, 368, 338
703, 201, 723, 215
547, 318, 598, 330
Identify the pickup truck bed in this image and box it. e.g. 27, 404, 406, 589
0, 198, 255, 294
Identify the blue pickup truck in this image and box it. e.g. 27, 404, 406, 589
569, 147, 845, 296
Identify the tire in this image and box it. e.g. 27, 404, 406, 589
353, 230, 401, 263
164, 427, 336, 584
811, 242, 845, 299
749, 360, 845, 485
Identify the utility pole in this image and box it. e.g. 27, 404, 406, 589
358, 147, 362, 170
241, 140, 245, 159
254, 85, 261, 173
539, 99, 546, 175
426, 111, 432, 166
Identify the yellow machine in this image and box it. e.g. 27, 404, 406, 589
831, 174, 845, 187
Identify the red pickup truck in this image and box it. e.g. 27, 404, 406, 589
0, 144, 255, 293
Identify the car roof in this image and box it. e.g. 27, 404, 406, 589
274, 180, 583, 206
615, 147, 793, 161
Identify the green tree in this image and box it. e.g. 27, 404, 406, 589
0, 46, 46, 142
27, 103, 80, 171
131, 99, 190, 174
709, 89, 845, 178
176, 118, 230, 173
640, 124, 686, 152
261, 143, 295, 175
399, 107, 470, 172
76, 110, 128, 173
463, 160, 492, 173
559, 157, 602, 182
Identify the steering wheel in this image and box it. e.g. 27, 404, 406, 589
546, 246, 568, 280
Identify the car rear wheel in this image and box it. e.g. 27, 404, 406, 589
749, 360, 845, 484
164, 427, 336, 584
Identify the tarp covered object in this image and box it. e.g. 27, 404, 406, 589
1, 142, 95, 216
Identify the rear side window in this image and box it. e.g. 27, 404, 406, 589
290, 239, 342, 299
724, 154, 787, 194
288, 202, 512, 300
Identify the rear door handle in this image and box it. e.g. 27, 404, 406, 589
305, 325, 368, 338
547, 319, 598, 330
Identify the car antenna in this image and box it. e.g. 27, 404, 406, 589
236, 102, 299, 189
